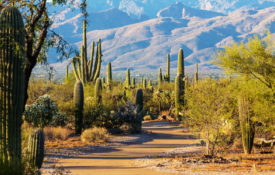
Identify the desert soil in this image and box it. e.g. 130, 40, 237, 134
44, 121, 202, 175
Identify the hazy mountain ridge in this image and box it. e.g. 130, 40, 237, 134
43, 1, 275, 79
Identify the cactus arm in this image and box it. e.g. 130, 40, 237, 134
72, 57, 80, 81
88, 41, 95, 81
81, 45, 86, 84
92, 39, 102, 81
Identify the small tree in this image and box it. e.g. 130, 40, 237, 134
214, 31, 274, 90
185, 78, 235, 155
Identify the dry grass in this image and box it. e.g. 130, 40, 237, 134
81, 127, 109, 143
43, 126, 73, 141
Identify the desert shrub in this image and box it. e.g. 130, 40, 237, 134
143, 115, 152, 121
112, 101, 144, 134
24, 94, 67, 128
185, 78, 236, 155
81, 127, 109, 143
43, 127, 73, 141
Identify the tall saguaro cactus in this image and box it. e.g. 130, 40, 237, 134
74, 81, 84, 135
0, 7, 25, 165
158, 68, 163, 89
72, 20, 102, 84
143, 78, 147, 89
131, 77, 136, 88
107, 62, 112, 90
27, 129, 45, 169
174, 48, 185, 119
195, 64, 198, 84
95, 78, 102, 103
135, 89, 143, 113
164, 54, 170, 82
238, 95, 255, 154
125, 69, 131, 88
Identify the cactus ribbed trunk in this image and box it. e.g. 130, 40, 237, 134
158, 68, 162, 89
143, 79, 147, 89
125, 69, 131, 88
95, 78, 102, 103
135, 89, 143, 113
177, 48, 184, 77
131, 77, 136, 88
195, 64, 198, 84
174, 48, 185, 120
0, 7, 25, 165
66, 65, 69, 82
74, 81, 84, 135
238, 95, 255, 154
107, 62, 112, 90
27, 129, 45, 169
164, 54, 170, 82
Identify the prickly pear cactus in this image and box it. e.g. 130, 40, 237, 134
27, 129, 45, 169
0, 7, 25, 165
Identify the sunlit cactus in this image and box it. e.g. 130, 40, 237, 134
72, 19, 102, 84
95, 78, 102, 103
125, 69, 131, 88
107, 62, 112, 90
238, 95, 255, 154
164, 54, 170, 82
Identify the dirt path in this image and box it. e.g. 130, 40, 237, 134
57, 121, 200, 175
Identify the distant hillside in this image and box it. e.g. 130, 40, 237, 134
38, 2, 275, 80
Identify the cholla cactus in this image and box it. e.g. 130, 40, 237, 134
24, 95, 66, 128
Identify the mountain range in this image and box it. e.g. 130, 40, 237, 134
39, 1, 275, 79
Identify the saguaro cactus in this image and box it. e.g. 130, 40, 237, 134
174, 48, 185, 119
0, 7, 25, 165
135, 89, 143, 113
27, 129, 45, 169
195, 64, 198, 84
65, 65, 69, 82
107, 62, 112, 89
238, 95, 255, 154
74, 81, 84, 135
125, 69, 131, 88
131, 77, 136, 88
164, 54, 170, 82
95, 78, 102, 103
158, 68, 163, 89
72, 20, 102, 84
143, 78, 147, 89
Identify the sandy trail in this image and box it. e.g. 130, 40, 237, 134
57, 121, 199, 175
